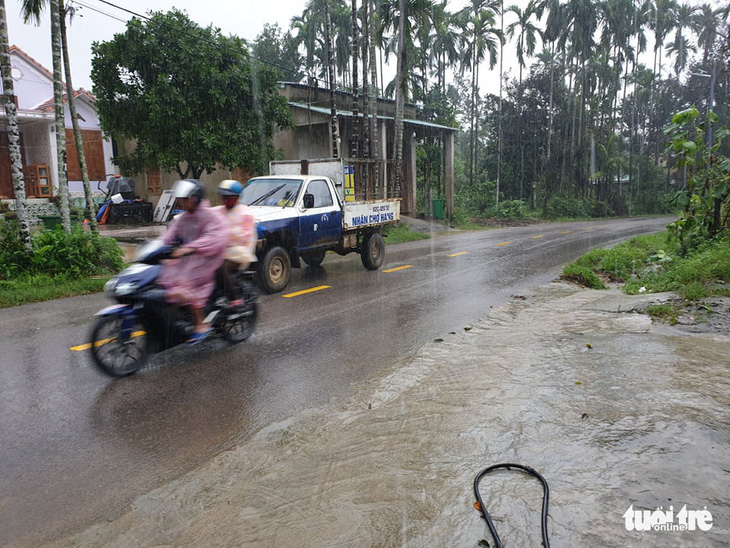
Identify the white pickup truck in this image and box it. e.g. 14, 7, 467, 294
242, 159, 401, 293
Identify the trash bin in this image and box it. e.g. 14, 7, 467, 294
39, 215, 62, 230
431, 198, 444, 220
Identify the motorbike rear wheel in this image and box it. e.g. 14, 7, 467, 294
221, 301, 257, 343
90, 313, 150, 377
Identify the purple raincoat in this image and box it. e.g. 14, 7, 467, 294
158, 200, 229, 309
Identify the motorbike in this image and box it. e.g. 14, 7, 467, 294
89, 239, 258, 377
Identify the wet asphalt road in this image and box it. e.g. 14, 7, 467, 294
0, 217, 672, 545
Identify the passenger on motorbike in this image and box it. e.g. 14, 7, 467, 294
214, 179, 257, 305
158, 179, 229, 345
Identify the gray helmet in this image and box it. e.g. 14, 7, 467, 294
171, 179, 205, 203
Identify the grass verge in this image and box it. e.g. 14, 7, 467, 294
383, 223, 431, 244
562, 231, 730, 321
0, 275, 110, 308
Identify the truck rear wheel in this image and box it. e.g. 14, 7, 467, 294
260, 246, 291, 293
361, 232, 385, 270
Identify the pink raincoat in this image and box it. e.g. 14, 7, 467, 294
158, 200, 229, 309
213, 203, 257, 269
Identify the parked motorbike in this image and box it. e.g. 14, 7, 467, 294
90, 240, 258, 377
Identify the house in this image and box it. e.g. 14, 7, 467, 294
123, 82, 457, 219
0, 46, 116, 218
274, 82, 456, 218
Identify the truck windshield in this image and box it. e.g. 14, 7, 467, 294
243, 179, 302, 207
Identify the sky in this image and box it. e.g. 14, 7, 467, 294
5, 0, 306, 91
4, 0, 723, 101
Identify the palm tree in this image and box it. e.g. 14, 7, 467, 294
50, 0, 70, 232
535, 0, 563, 198
0, 0, 32, 250
667, 3, 699, 80
22, 0, 91, 232
458, 0, 500, 187
376, 0, 436, 193
429, 1, 459, 96
506, 0, 542, 200
59, 0, 96, 231
292, 0, 351, 87
692, 3, 724, 66
392, 0, 406, 194
564, 0, 600, 193
506, 0, 541, 91
648, 0, 677, 163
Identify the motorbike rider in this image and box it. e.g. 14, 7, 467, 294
158, 179, 229, 345
213, 179, 257, 305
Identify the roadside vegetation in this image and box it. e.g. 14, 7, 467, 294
562, 108, 730, 324
563, 231, 730, 297
383, 222, 433, 243
0, 220, 124, 308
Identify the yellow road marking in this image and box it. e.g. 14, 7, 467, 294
560, 230, 572, 234
383, 265, 414, 273
70, 330, 146, 351
448, 251, 469, 257
283, 285, 331, 298
531, 235, 544, 239
496, 241, 511, 246
583, 228, 592, 231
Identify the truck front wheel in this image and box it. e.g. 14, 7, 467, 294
301, 249, 326, 267
361, 232, 385, 270
260, 246, 291, 293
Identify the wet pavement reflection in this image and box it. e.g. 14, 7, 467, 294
48, 282, 729, 547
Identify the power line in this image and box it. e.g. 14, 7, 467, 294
74, 0, 301, 80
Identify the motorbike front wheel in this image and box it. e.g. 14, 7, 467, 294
90, 313, 150, 377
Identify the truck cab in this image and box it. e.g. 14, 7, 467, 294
243, 160, 400, 294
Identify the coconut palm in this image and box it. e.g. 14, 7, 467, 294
0, 0, 32, 249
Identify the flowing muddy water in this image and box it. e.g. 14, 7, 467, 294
52, 283, 729, 547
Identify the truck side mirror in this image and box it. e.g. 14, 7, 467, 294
303, 193, 314, 209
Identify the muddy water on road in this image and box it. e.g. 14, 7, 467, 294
53, 283, 729, 547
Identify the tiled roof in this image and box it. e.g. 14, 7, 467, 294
9, 45, 58, 86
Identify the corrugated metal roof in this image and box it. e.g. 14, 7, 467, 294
288, 102, 457, 132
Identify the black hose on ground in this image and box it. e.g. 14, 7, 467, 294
473, 463, 550, 548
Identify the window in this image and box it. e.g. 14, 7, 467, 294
307, 179, 333, 208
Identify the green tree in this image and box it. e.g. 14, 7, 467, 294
252, 23, 304, 83
91, 9, 292, 179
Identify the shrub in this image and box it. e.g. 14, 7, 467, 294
588, 200, 614, 218
497, 199, 529, 219
544, 196, 589, 219
0, 220, 124, 280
